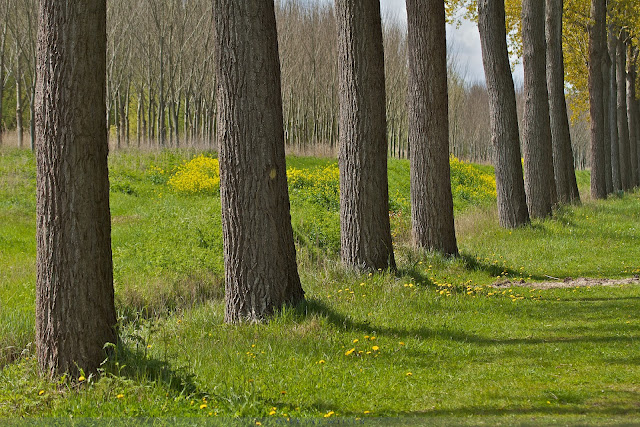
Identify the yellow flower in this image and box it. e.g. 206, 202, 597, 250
318, 360, 325, 364
38, 390, 45, 396
78, 376, 85, 382
324, 411, 335, 418
200, 404, 207, 409
364, 410, 371, 414
345, 348, 355, 356
269, 410, 276, 416
406, 372, 413, 376
116, 394, 124, 399
352, 339, 359, 343
372, 346, 379, 351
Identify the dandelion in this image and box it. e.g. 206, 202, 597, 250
353, 339, 359, 343
364, 410, 371, 414
406, 372, 413, 376
318, 360, 325, 364
372, 346, 379, 351
78, 376, 85, 382
345, 348, 355, 356
116, 394, 124, 399
38, 390, 45, 396
269, 410, 276, 416
200, 404, 207, 409
324, 411, 335, 418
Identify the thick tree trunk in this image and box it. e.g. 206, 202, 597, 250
588, 0, 607, 199
214, 0, 304, 323
406, 0, 458, 255
35, 0, 117, 377
617, 35, 631, 190
546, 0, 580, 204
335, 0, 396, 271
626, 48, 639, 187
478, 0, 530, 228
522, 0, 557, 217
609, 28, 621, 191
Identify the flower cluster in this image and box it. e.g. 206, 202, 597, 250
449, 155, 497, 206
287, 164, 340, 210
167, 155, 220, 195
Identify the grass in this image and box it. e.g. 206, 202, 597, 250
1, 147, 639, 424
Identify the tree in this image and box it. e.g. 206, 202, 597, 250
35, 0, 117, 377
626, 45, 639, 186
522, 0, 557, 218
608, 27, 622, 191
406, 0, 458, 256
335, 0, 396, 271
616, 33, 632, 189
477, 0, 530, 228
588, 0, 607, 199
546, 0, 580, 203
213, 0, 305, 323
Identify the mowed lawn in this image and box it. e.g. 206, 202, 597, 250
1, 147, 639, 424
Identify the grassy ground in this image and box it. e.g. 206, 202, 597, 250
1, 147, 639, 424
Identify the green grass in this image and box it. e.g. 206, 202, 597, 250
1, 147, 639, 424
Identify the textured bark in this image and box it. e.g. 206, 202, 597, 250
617, 35, 632, 190
609, 28, 621, 192
335, 0, 396, 271
406, 0, 458, 255
477, 0, 529, 228
588, 0, 607, 199
522, 0, 557, 218
546, 0, 580, 204
214, 0, 305, 323
35, 0, 117, 377
626, 48, 639, 187
602, 48, 613, 195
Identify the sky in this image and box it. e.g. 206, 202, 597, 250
379, 0, 524, 85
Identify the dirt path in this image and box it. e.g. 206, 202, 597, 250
492, 276, 640, 289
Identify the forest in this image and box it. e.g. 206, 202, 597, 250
1, 0, 640, 423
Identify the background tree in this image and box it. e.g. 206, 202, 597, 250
213, 0, 305, 323
477, 0, 530, 228
546, 0, 580, 203
616, 33, 632, 189
406, 0, 458, 256
626, 46, 639, 185
335, 0, 396, 271
521, 0, 557, 218
608, 26, 622, 191
588, 0, 607, 199
35, 0, 117, 377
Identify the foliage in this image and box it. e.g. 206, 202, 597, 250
167, 154, 221, 195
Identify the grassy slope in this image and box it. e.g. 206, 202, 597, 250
1, 148, 639, 423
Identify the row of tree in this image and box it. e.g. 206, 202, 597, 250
0, 0, 593, 166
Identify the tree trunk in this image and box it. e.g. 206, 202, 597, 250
588, 0, 607, 199
0, 22, 6, 146
406, 0, 458, 255
609, 28, 621, 191
35, 0, 116, 377
335, 0, 396, 271
16, 50, 24, 148
546, 0, 580, 204
626, 48, 639, 187
214, 0, 304, 323
478, 0, 530, 228
522, 0, 557, 218
617, 34, 631, 190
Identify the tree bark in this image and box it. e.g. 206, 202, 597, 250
335, 0, 396, 271
588, 0, 607, 199
16, 46, 24, 148
406, 0, 458, 255
602, 46, 613, 195
35, 0, 117, 377
626, 47, 639, 187
609, 27, 621, 191
617, 34, 631, 190
546, 0, 580, 204
477, 0, 530, 228
214, 0, 305, 323
522, 0, 557, 217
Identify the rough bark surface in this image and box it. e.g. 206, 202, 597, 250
546, 0, 580, 204
602, 47, 613, 195
626, 48, 639, 187
617, 35, 632, 190
214, 0, 305, 323
477, 0, 529, 228
335, 0, 396, 271
588, 0, 607, 199
406, 0, 458, 255
35, 0, 117, 377
522, 0, 557, 218
609, 29, 621, 191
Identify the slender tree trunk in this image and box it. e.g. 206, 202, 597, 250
626, 48, 639, 186
406, 0, 458, 255
214, 0, 304, 323
522, 0, 557, 217
0, 22, 6, 146
35, 0, 116, 377
588, 0, 607, 199
609, 28, 621, 191
617, 34, 631, 190
602, 48, 613, 195
335, 0, 396, 271
546, 0, 580, 204
16, 51, 24, 148
29, 84, 35, 151
478, 0, 530, 228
